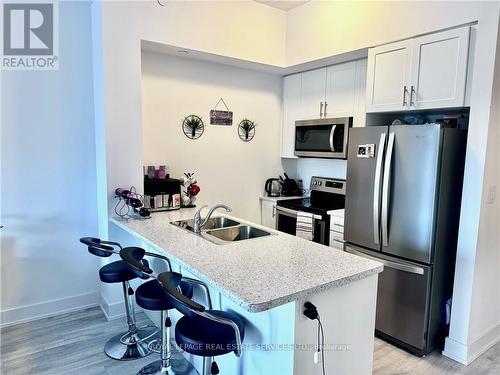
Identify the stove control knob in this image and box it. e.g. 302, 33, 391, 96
318, 182, 322, 186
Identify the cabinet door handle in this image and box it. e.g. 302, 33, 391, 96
403, 86, 408, 106
272, 205, 276, 218
324, 101, 328, 117
410, 85, 416, 106
320, 101, 323, 118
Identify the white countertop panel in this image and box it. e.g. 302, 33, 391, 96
328, 208, 345, 217
259, 195, 305, 202
110, 208, 382, 313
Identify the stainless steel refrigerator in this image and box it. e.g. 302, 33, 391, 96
344, 124, 467, 356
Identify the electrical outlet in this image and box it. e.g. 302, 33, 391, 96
487, 186, 497, 204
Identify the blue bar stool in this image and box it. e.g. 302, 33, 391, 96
80, 237, 157, 360
120, 246, 199, 375
158, 271, 245, 375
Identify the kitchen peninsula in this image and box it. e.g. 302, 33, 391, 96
111, 208, 383, 374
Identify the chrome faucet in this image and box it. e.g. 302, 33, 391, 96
193, 204, 232, 233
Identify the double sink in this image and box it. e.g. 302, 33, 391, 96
171, 217, 272, 244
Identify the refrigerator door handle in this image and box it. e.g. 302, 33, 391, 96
345, 246, 425, 275
373, 132, 386, 245
381, 132, 395, 247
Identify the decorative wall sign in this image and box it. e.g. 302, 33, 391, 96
238, 119, 256, 142
210, 98, 233, 126
182, 115, 204, 140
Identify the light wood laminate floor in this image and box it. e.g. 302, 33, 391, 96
1, 307, 499, 374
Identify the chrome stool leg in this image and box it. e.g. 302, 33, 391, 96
104, 281, 157, 360
202, 357, 218, 375
138, 311, 195, 375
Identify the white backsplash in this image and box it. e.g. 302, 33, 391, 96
296, 158, 347, 187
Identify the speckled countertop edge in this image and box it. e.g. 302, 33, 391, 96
110, 209, 383, 313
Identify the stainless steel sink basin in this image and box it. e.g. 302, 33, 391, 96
206, 225, 271, 242
171, 217, 240, 232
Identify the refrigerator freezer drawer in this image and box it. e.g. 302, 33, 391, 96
345, 245, 432, 351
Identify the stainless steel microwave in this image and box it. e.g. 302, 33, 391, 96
294, 117, 352, 159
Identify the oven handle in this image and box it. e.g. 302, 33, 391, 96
329, 125, 337, 152
276, 207, 322, 220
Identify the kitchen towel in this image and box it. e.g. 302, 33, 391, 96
296, 211, 314, 241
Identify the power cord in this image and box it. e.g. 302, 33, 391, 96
304, 302, 326, 375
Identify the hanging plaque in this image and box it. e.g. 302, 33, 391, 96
210, 98, 233, 126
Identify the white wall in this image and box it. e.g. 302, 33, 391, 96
141, 52, 285, 222
0, 1, 99, 326
465, 22, 500, 361
286, 0, 500, 364
286, 1, 496, 65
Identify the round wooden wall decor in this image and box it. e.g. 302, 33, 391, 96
182, 115, 204, 140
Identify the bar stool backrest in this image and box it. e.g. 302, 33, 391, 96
79, 237, 119, 257
158, 271, 206, 318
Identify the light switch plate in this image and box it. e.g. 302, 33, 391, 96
487, 186, 496, 204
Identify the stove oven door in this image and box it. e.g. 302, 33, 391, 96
276, 206, 328, 245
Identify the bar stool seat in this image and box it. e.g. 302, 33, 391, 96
99, 260, 143, 283
175, 311, 245, 357
136, 279, 194, 311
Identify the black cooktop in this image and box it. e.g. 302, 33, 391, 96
277, 195, 345, 216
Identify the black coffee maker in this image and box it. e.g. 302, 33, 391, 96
144, 176, 181, 211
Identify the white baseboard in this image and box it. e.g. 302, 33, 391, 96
467, 323, 500, 364
99, 294, 143, 321
0, 291, 99, 328
443, 336, 468, 364
443, 323, 500, 365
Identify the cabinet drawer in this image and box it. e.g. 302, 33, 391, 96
331, 223, 344, 233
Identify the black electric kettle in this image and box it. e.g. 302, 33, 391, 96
265, 178, 281, 197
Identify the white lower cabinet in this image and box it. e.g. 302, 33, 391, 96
260, 198, 277, 229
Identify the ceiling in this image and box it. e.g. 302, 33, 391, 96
255, 1, 309, 12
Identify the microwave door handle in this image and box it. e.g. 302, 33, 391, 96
381, 132, 395, 247
329, 125, 337, 152
373, 132, 386, 245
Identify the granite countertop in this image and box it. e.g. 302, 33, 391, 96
110, 208, 382, 313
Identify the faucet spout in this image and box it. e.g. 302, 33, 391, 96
193, 204, 232, 233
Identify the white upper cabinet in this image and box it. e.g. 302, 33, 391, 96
366, 26, 470, 113
366, 40, 413, 113
410, 27, 470, 110
281, 74, 301, 158
325, 61, 357, 118
300, 68, 327, 119
281, 60, 367, 157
